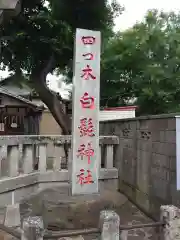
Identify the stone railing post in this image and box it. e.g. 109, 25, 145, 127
53, 142, 63, 171
7, 145, 19, 177
4, 203, 20, 227
160, 205, 180, 240
105, 145, 114, 169
38, 143, 47, 172
99, 210, 120, 240
21, 216, 44, 240
23, 144, 33, 174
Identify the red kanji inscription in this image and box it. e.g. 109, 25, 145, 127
78, 118, 95, 137
81, 36, 95, 45
82, 53, 94, 60
81, 65, 96, 80
84, 170, 94, 184
77, 169, 94, 185
77, 142, 94, 164
77, 169, 85, 185
80, 92, 94, 109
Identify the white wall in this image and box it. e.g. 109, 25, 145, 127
100, 110, 135, 121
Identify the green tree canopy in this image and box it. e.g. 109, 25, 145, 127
101, 10, 180, 115
0, 0, 122, 133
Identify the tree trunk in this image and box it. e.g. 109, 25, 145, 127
30, 56, 71, 160
30, 55, 71, 135
31, 78, 71, 135
31, 78, 70, 161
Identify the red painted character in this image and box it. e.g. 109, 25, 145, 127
84, 170, 94, 184
81, 65, 96, 80
81, 36, 95, 45
77, 142, 94, 164
77, 169, 85, 185
80, 92, 94, 109
82, 53, 94, 60
78, 118, 95, 137
77, 169, 94, 185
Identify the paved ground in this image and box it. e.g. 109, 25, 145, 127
18, 187, 162, 240
0, 187, 162, 239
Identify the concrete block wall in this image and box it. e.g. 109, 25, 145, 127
100, 113, 179, 219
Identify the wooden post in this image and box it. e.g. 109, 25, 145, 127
21, 216, 44, 240
99, 210, 120, 240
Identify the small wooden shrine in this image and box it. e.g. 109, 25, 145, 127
0, 87, 44, 135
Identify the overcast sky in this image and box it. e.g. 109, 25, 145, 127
115, 0, 180, 31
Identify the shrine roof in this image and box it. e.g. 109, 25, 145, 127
0, 87, 44, 111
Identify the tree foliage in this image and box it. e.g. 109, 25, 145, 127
0, 0, 122, 133
101, 10, 180, 115
3, 3, 179, 119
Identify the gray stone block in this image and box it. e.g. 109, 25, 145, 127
165, 130, 176, 143
4, 203, 20, 227
160, 205, 180, 239
168, 156, 176, 171
151, 177, 169, 200
99, 210, 120, 240
168, 118, 176, 130
152, 153, 168, 168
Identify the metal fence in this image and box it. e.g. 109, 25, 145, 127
3, 204, 180, 240
0, 213, 165, 240
44, 222, 164, 239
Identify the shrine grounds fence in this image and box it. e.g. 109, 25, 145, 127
0, 135, 179, 239
1, 205, 180, 240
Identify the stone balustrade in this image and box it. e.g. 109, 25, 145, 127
0, 135, 119, 177
0, 135, 119, 206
